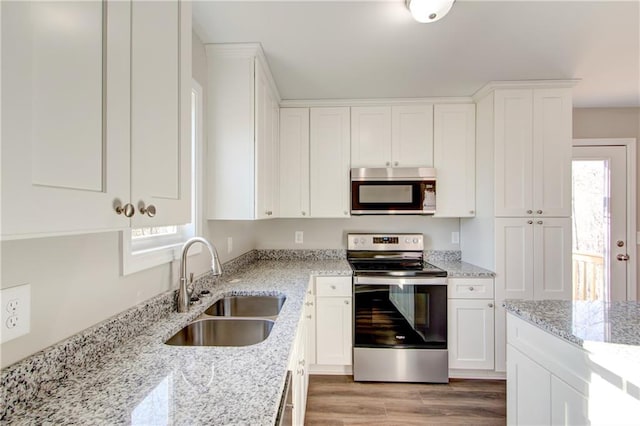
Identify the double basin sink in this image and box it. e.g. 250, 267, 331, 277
165, 295, 286, 347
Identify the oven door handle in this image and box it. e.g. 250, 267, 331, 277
353, 276, 447, 286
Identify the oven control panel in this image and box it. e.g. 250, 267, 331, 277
347, 233, 424, 251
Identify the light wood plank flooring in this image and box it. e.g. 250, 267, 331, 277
305, 375, 506, 425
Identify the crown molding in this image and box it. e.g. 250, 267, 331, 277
472, 79, 581, 101
279, 96, 474, 108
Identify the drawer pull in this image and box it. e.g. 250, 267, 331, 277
331, 285, 336, 290
468, 286, 474, 291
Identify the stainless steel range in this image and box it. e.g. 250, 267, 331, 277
347, 233, 449, 383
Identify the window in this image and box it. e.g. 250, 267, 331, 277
121, 80, 203, 275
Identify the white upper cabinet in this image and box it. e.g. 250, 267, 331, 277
310, 107, 351, 218
130, 0, 191, 227
433, 104, 476, 217
206, 44, 280, 220
494, 88, 572, 217
351, 105, 433, 168
279, 108, 310, 218
392, 105, 434, 167
1, 0, 190, 239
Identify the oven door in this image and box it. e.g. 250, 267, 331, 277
353, 276, 447, 350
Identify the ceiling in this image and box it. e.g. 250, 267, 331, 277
192, 1, 640, 108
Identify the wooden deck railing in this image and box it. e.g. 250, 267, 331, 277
572, 252, 604, 301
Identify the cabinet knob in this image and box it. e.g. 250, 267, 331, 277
344, 300, 349, 305
386, 161, 390, 166
469, 210, 475, 214
115, 203, 135, 218
344, 211, 348, 216
305, 301, 313, 306
468, 286, 474, 291
139, 204, 156, 217
527, 220, 533, 224
488, 303, 494, 308
526, 210, 533, 214
299, 359, 305, 366
331, 285, 336, 290
537, 220, 543, 225
394, 161, 399, 166
301, 211, 306, 216
265, 211, 273, 216
536, 210, 543, 214
305, 315, 312, 319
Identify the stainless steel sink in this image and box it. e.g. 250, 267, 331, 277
204, 295, 286, 318
165, 318, 274, 347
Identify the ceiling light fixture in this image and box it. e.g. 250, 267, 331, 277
406, 0, 455, 23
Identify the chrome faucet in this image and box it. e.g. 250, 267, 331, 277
177, 237, 223, 313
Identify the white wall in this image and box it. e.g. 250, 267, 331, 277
255, 217, 460, 250
573, 107, 640, 298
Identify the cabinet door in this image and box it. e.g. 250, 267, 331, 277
448, 299, 495, 370
533, 218, 572, 300
433, 104, 476, 217
495, 218, 535, 300
494, 90, 534, 217
351, 106, 392, 167
532, 89, 572, 217
130, 0, 191, 227
315, 297, 352, 365
391, 105, 434, 167
255, 61, 276, 219
507, 345, 551, 426
1, 1, 130, 238
550, 375, 588, 426
310, 107, 351, 218
279, 108, 310, 218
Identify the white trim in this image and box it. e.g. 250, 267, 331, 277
473, 79, 580, 101
120, 79, 205, 276
279, 97, 474, 108
573, 138, 637, 301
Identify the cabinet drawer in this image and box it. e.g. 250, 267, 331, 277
448, 278, 494, 299
315, 276, 352, 297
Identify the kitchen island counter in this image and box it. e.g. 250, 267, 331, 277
1, 257, 351, 425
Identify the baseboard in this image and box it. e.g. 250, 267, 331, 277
309, 364, 352, 375
449, 369, 506, 380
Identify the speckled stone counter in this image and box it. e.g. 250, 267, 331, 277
504, 299, 640, 388
431, 260, 495, 278
1, 258, 351, 425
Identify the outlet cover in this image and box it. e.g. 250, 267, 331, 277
1, 283, 31, 343
227, 237, 233, 254
295, 231, 304, 244
451, 231, 460, 244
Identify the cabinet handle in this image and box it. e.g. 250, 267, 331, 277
302, 211, 306, 216
305, 301, 313, 306
386, 161, 390, 166
488, 303, 494, 308
305, 315, 312, 319
299, 359, 305, 366
331, 285, 336, 290
526, 210, 533, 214
115, 203, 135, 218
468, 286, 474, 291
527, 220, 533, 224
469, 210, 475, 214
536, 210, 543, 214
139, 204, 156, 218
537, 220, 543, 225
344, 300, 349, 305
394, 161, 399, 166
265, 211, 273, 216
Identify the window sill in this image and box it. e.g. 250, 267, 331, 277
120, 233, 202, 276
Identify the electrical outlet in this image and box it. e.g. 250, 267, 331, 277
1, 283, 31, 343
451, 231, 460, 244
227, 237, 233, 254
295, 231, 304, 244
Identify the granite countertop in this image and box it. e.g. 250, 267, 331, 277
432, 260, 495, 278
504, 299, 640, 387
5, 258, 352, 425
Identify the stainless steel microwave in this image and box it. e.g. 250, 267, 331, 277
350, 167, 437, 215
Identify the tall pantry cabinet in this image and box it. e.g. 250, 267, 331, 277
462, 82, 575, 373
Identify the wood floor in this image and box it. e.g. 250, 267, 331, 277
305, 375, 506, 425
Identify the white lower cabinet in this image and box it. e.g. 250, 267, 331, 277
308, 276, 353, 374
448, 278, 495, 372
290, 295, 309, 426
507, 313, 640, 426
